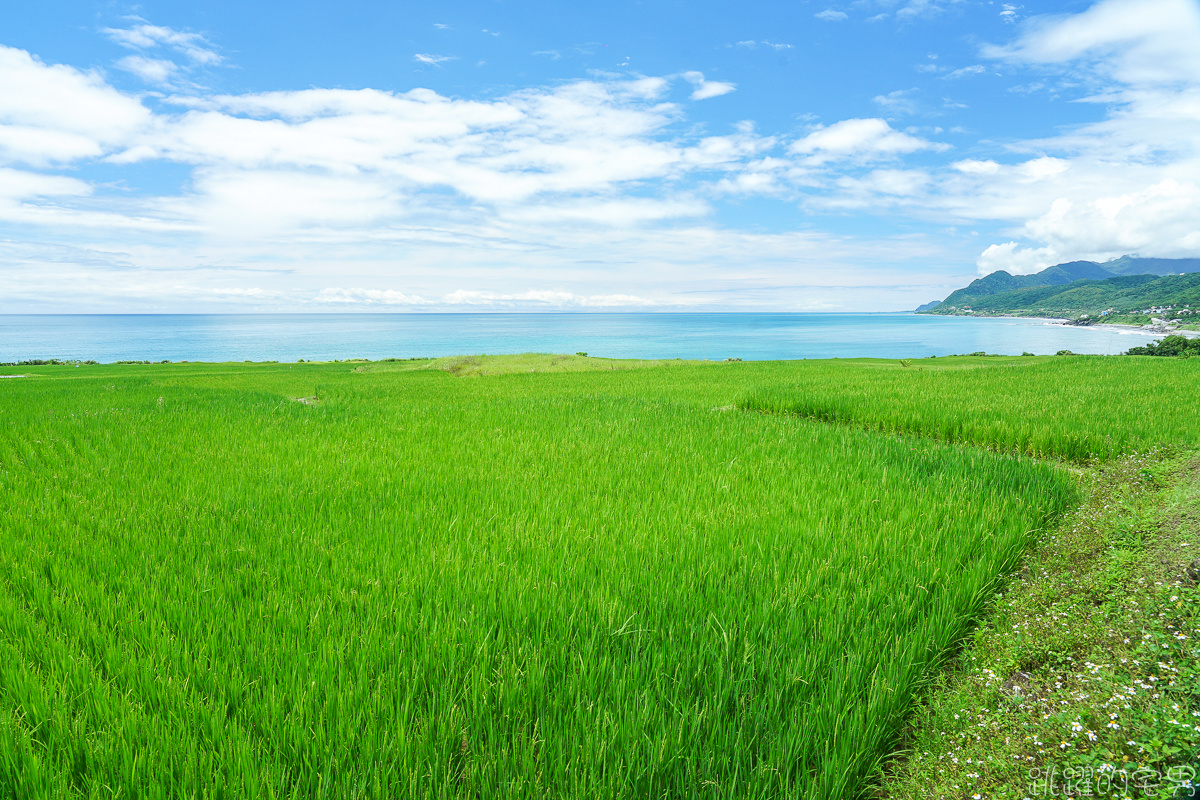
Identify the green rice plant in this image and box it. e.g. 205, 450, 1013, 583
0, 359, 1077, 798
739, 356, 1200, 461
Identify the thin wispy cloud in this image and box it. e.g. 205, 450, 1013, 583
115, 55, 178, 85
873, 89, 919, 115
101, 19, 221, 89
733, 40, 795, 50
943, 64, 986, 79
815, 10, 849, 22
413, 53, 457, 66
103, 20, 221, 65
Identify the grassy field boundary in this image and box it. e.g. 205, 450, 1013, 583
878, 451, 1200, 798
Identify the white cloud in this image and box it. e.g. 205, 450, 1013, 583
958, 0, 1200, 272
682, 71, 736, 100
1016, 156, 1069, 180
500, 197, 710, 226
815, 9, 849, 21
976, 241, 1059, 275
1019, 180, 1200, 260
859, 168, 931, 196
103, 20, 221, 65
115, 55, 178, 85
439, 289, 657, 307
733, 40, 794, 50
0, 42, 1038, 312
943, 64, 986, 79
984, 0, 1200, 89
316, 287, 432, 305
0, 45, 150, 166
414, 53, 457, 66
873, 89, 919, 115
789, 118, 946, 164
1000, 4, 1022, 23
0, 168, 92, 201
893, 0, 966, 20
178, 169, 405, 237
952, 159, 1001, 175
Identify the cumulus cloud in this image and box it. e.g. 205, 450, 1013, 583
976, 241, 1059, 275
952, 159, 1001, 175
681, 71, 736, 100
983, 179, 1200, 273
789, 118, 946, 164
0, 45, 150, 166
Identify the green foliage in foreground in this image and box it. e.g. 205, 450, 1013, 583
739, 356, 1200, 462
1124, 334, 1200, 357
0, 359, 1077, 799
886, 452, 1200, 799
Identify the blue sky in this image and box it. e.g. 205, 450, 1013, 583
2, 0, 1198, 312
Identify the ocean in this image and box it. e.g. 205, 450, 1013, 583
0, 313, 1166, 363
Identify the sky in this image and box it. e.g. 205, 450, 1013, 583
1, 0, 1199, 313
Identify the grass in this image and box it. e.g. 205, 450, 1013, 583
0, 354, 1196, 797
880, 452, 1200, 799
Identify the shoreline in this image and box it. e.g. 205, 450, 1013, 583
930, 312, 1199, 338
1061, 320, 1200, 338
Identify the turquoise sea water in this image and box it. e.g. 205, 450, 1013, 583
0, 313, 1165, 363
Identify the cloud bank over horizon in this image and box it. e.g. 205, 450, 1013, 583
2, 0, 1199, 312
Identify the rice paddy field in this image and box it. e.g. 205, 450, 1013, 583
739, 355, 1200, 462
0, 354, 1194, 798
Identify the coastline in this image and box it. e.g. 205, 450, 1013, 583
926, 312, 1199, 339
1062, 320, 1200, 338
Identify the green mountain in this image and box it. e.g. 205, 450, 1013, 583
920, 256, 1200, 314
1101, 255, 1200, 276
923, 271, 1200, 319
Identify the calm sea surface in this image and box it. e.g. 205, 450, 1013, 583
0, 313, 1165, 363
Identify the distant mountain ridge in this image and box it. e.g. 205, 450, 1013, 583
921, 256, 1200, 312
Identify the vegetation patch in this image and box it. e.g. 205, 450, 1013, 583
881, 452, 1200, 799
1125, 335, 1200, 357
